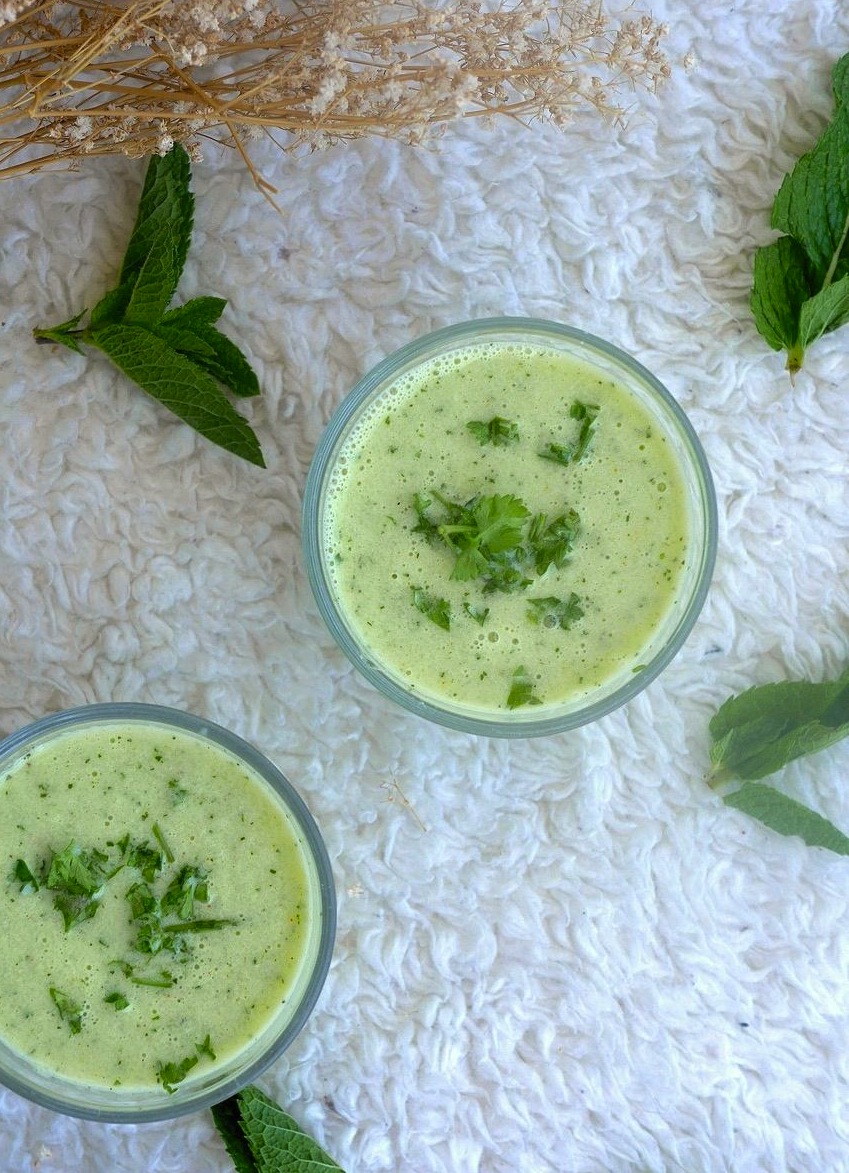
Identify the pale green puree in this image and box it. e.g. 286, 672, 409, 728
0, 723, 312, 1091
325, 341, 691, 711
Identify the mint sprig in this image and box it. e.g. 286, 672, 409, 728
33, 145, 265, 466
709, 666, 849, 853
211, 1084, 345, 1172
751, 52, 849, 373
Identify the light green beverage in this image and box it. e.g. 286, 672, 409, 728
0, 717, 322, 1101
308, 323, 715, 731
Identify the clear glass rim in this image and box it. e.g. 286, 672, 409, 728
303, 316, 718, 737
0, 702, 337, 1122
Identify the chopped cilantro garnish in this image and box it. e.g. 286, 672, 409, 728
412, 586, 451, 631
466, 416, 520, 446
157, 1036, 217, 1093
10, 858, 39, 894
507, 666, 543, 710
104, 991, 130, 1011
157, 1052, 198, 1094
50, 986, 83, 1034
526, 593, 585, 629
539, 400, 599, 466
464, 602, 490, 626
412, 491, 580, 596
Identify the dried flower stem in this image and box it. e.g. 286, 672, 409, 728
0, 1, 672, 183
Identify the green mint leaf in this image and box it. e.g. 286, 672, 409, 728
119, 144, 193, 301
798, 271, 849, 348
771, 81, 849, 286
412, 587, 451, 631
211, 1097, 260, 1173
155, 320, 261, 397
157, 1051, 198, 1094
104, 991, 130, 1011
123, 223, 179, 325
50, 987, 83, 1034
466, 416, 519, 446
161, 296, 227, 327
751, 52, 849, 371
506, 666, 542, 710
724, 783, 849, 855
750, 237, 812, 369
32, 309, 87, 353
86, 323, 265, 467
526, 593, 584, 629
234, 1084, 345, 1172
709, 667, 849, 780
89, 283, 134, 329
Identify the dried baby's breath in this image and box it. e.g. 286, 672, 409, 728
0, 1, 672, 186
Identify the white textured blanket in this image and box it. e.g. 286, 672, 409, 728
2, 1, 849, 1171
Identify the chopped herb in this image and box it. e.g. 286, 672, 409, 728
527, 510, 581, 575
413, 491, 581, 596
10, 858, 39, 894
157, 1052, 199, 1094
50, 987, 83, 1034
464, 602, 490, 626
196, 1034, 217, 1061
507, 666, 543, 710
104, 991, 130, 1011
412, 587, 451, 631
526, 593, 585, 629
539, 400, 600, 466
44, 840, 115, 930
466, 416, 520, 446
161, 863, 209, 920
151, 822, 175, 864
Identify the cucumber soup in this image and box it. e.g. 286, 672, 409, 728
0, 720, 314, 1094
322, 339, 692, 714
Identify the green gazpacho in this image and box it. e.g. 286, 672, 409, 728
323, 339, 693, 713
0, 721, 314, 1094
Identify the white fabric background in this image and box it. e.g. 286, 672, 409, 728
1, 1, 849, 1170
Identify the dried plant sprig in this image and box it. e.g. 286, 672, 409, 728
0, 1, 671, 185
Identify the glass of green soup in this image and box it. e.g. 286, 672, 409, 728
0, 703, 335, 1121
303, 317, 717, 736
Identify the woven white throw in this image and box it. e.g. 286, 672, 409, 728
1, 0, 849, 1170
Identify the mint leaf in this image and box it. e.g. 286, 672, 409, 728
750, 236, 812, 365
123, 223, 179, 326
709, 667, 849, 781
32, 309, 87, 353
154, 320, 260, 397
751, 52, 849, 371
87, 324, 265, 467
724, 783, 849, 855
32, 145, 265, 465
161, 296, 227, 327
119, 143, 194, 300
234, 1085, 344, 1172
798, 271, 849, 347
211, 1097, 259, 1173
